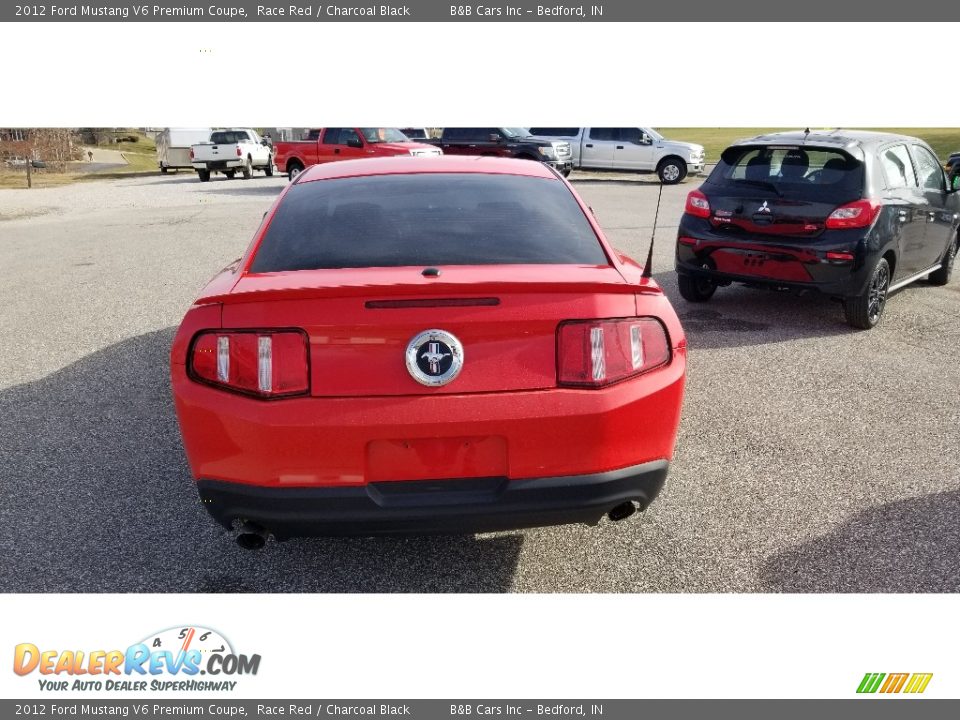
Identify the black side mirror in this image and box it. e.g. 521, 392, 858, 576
346, 137, 363, 149
489, 133, 502, 143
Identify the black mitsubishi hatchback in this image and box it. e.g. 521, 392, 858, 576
675, 130, 960, 328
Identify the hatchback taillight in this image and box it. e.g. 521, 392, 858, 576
685, 189, 711, 218
825, 199, 881, 229
189, 330, 309, 398
557, 318, 670, 388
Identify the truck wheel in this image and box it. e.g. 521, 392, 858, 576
657, 158, 687, 184
561, 168, 572, 178
242, 157, 253, 180
265, 157, 275, 177
160, 164, 168, 174
288, 161, 304, 182
678, 272, 716, 302
844, 257, 890, 329
928, 236, 958, 286
197, 169, 210, 182
224, 170, 236, 179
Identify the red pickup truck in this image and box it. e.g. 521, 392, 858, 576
273, 128, 442, 180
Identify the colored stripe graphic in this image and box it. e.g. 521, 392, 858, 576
880, 673, 909, 693
904, 673, 933, 694
857, 672, 932, 694
857, 673, 885, 693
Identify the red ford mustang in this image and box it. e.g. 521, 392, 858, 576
171, 156, 686, 545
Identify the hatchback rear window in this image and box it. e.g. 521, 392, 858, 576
708, 145, 864, 202
250, 173, 608, 272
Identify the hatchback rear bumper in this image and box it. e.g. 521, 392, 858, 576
196, 460, 668, 536
676, 217, 872, 297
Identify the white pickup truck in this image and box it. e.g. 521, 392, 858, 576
190, 128, 274, 182
527, 127, 705, 184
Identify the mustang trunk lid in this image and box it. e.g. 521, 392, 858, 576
220, 265, 636, 397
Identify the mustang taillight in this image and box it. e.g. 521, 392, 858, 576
190, 330, 309, 398
685, 189, 711, 218
825, 199, 881, 229
557, 318, 670, 388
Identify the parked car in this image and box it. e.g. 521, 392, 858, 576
528, 128, 705, 184
946, 151, 960, 188
399, 127, 431, 140
171, 155, 686, 543
190, 128, 274, 182
423, 128, 573, 176
273, 128, 441, 181
156, 128, 212, 173
675, 130, 960, 329
4, 157, 45, 169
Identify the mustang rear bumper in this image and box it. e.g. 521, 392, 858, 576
197, 460, 668, 536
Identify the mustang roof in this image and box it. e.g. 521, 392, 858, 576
297, 155, 560, 182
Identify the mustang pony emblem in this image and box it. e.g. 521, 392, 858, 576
405, 330, 464, 387
420, 342, 451, 375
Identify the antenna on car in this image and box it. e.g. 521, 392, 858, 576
641, 181, 664, 279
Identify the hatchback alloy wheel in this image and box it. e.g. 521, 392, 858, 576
868, 261, 889, 324
844, 257, 891, 330
929, 238, 958, 286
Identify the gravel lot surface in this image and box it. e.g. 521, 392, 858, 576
1, 171, 958, 593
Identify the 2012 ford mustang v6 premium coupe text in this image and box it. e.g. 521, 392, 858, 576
171, 156, 686, 545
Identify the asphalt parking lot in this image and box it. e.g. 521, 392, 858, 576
1, 170, 958, 593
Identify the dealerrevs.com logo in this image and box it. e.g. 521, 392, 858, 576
13, 626, 261, 692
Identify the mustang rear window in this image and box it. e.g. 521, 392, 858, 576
250, 173, 609, 272
708, 146, 864, 202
